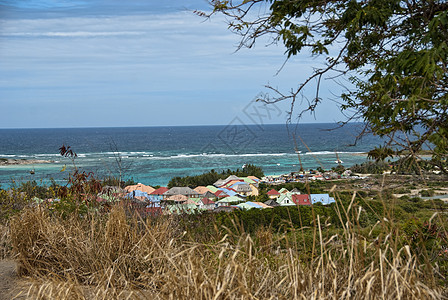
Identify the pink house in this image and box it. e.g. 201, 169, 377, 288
292, 194, 312, 206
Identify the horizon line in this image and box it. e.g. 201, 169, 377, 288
0, 121, 363, 130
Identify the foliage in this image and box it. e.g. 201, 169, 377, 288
350, 160, 390, 174
101, 176, 136, 188
17, 180, 52, 199
349, 156, 441, 175
8, 195, 448, 298
331, 164, 346, 174
205, 0, 448, 172
391, 156, 437, 175
168, 164, 264, 188
420, 189, 435, 197
0, 189, 29, 222
367, 145, 395, 162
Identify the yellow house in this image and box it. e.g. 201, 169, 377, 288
249, 184, 259, 196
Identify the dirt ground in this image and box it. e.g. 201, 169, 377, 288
0, 260, 28, 299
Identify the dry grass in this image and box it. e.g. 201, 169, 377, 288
0, 222, 12, 260
9, 199, 447, 299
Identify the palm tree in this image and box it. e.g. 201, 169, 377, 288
367, 146, 395, 162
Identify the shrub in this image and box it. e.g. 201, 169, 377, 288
420, 189, 435, 197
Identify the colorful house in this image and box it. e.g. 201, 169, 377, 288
125, 190, 149, 200
242, 177, 257, 185
215, 190, 229, 199
203, 191, 218, 199
279, 188, 289, 194
249, 184, 259, 196
237, 201, 270, 210
236, 202, 258, 210
264, 199, 280, 207
290, 188, 301, 194
214, 175, 242, 187
291, 194, 311, 206
217, 188, 238, 197
124, 183, 155, 194
164, 187, 200, 198
206, 185, 219, 193
217, 195, 243, 207
198, 197, 216, 210
165, 194, 188, 203
230, 182, 253, 196
276, 194, 295, 206
267, 189, 280, 199
251, 202, 271, 209
310, 194, 335, 205
149, 187, 169, 202
247, 176, 260, 183
194, 186, 212, 195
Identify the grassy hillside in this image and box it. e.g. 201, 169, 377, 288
1, 174, 447, 299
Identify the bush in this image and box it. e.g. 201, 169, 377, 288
420, 189, 435, 197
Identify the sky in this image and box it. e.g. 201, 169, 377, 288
0, 0, 348, 128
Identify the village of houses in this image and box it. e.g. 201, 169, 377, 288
103, 173, 337, 215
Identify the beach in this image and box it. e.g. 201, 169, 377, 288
0, 158, 52, 166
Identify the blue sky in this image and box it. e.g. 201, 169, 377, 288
0, 0, 347, 128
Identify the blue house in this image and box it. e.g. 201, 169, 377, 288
310, 194, 335, 205
148, 187, 169, 203
125, 190, 149, 199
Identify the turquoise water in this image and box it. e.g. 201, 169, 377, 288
0, 123, 381, 187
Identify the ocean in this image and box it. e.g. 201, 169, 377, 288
0, 123, 382, 187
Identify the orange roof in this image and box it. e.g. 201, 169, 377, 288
194, 186, 212, 194
166, 194, 188, 202
225, 180, 243, 186
125, 184, 155, 194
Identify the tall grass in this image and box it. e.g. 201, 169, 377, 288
0, 222, 12, 259
9, 192, 446, 300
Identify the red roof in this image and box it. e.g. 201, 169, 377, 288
292, 194, 311, 205
267, 189, 280, 196
201, 197, 215, 205
150, 187, 169, 195
215, 190, 229, 198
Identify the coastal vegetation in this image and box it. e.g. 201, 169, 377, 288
1, 164, 447, 298
204, 0, 448, 173
350, 155, 448, 175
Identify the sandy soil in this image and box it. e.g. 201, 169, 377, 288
0, 260, 28, 299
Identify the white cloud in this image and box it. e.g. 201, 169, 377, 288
0, 8, 346, 128
1, 31, 145, 37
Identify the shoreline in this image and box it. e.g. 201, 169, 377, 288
0, 158, 53, 166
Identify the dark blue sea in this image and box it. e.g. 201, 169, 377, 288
0, 123, 382, 187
